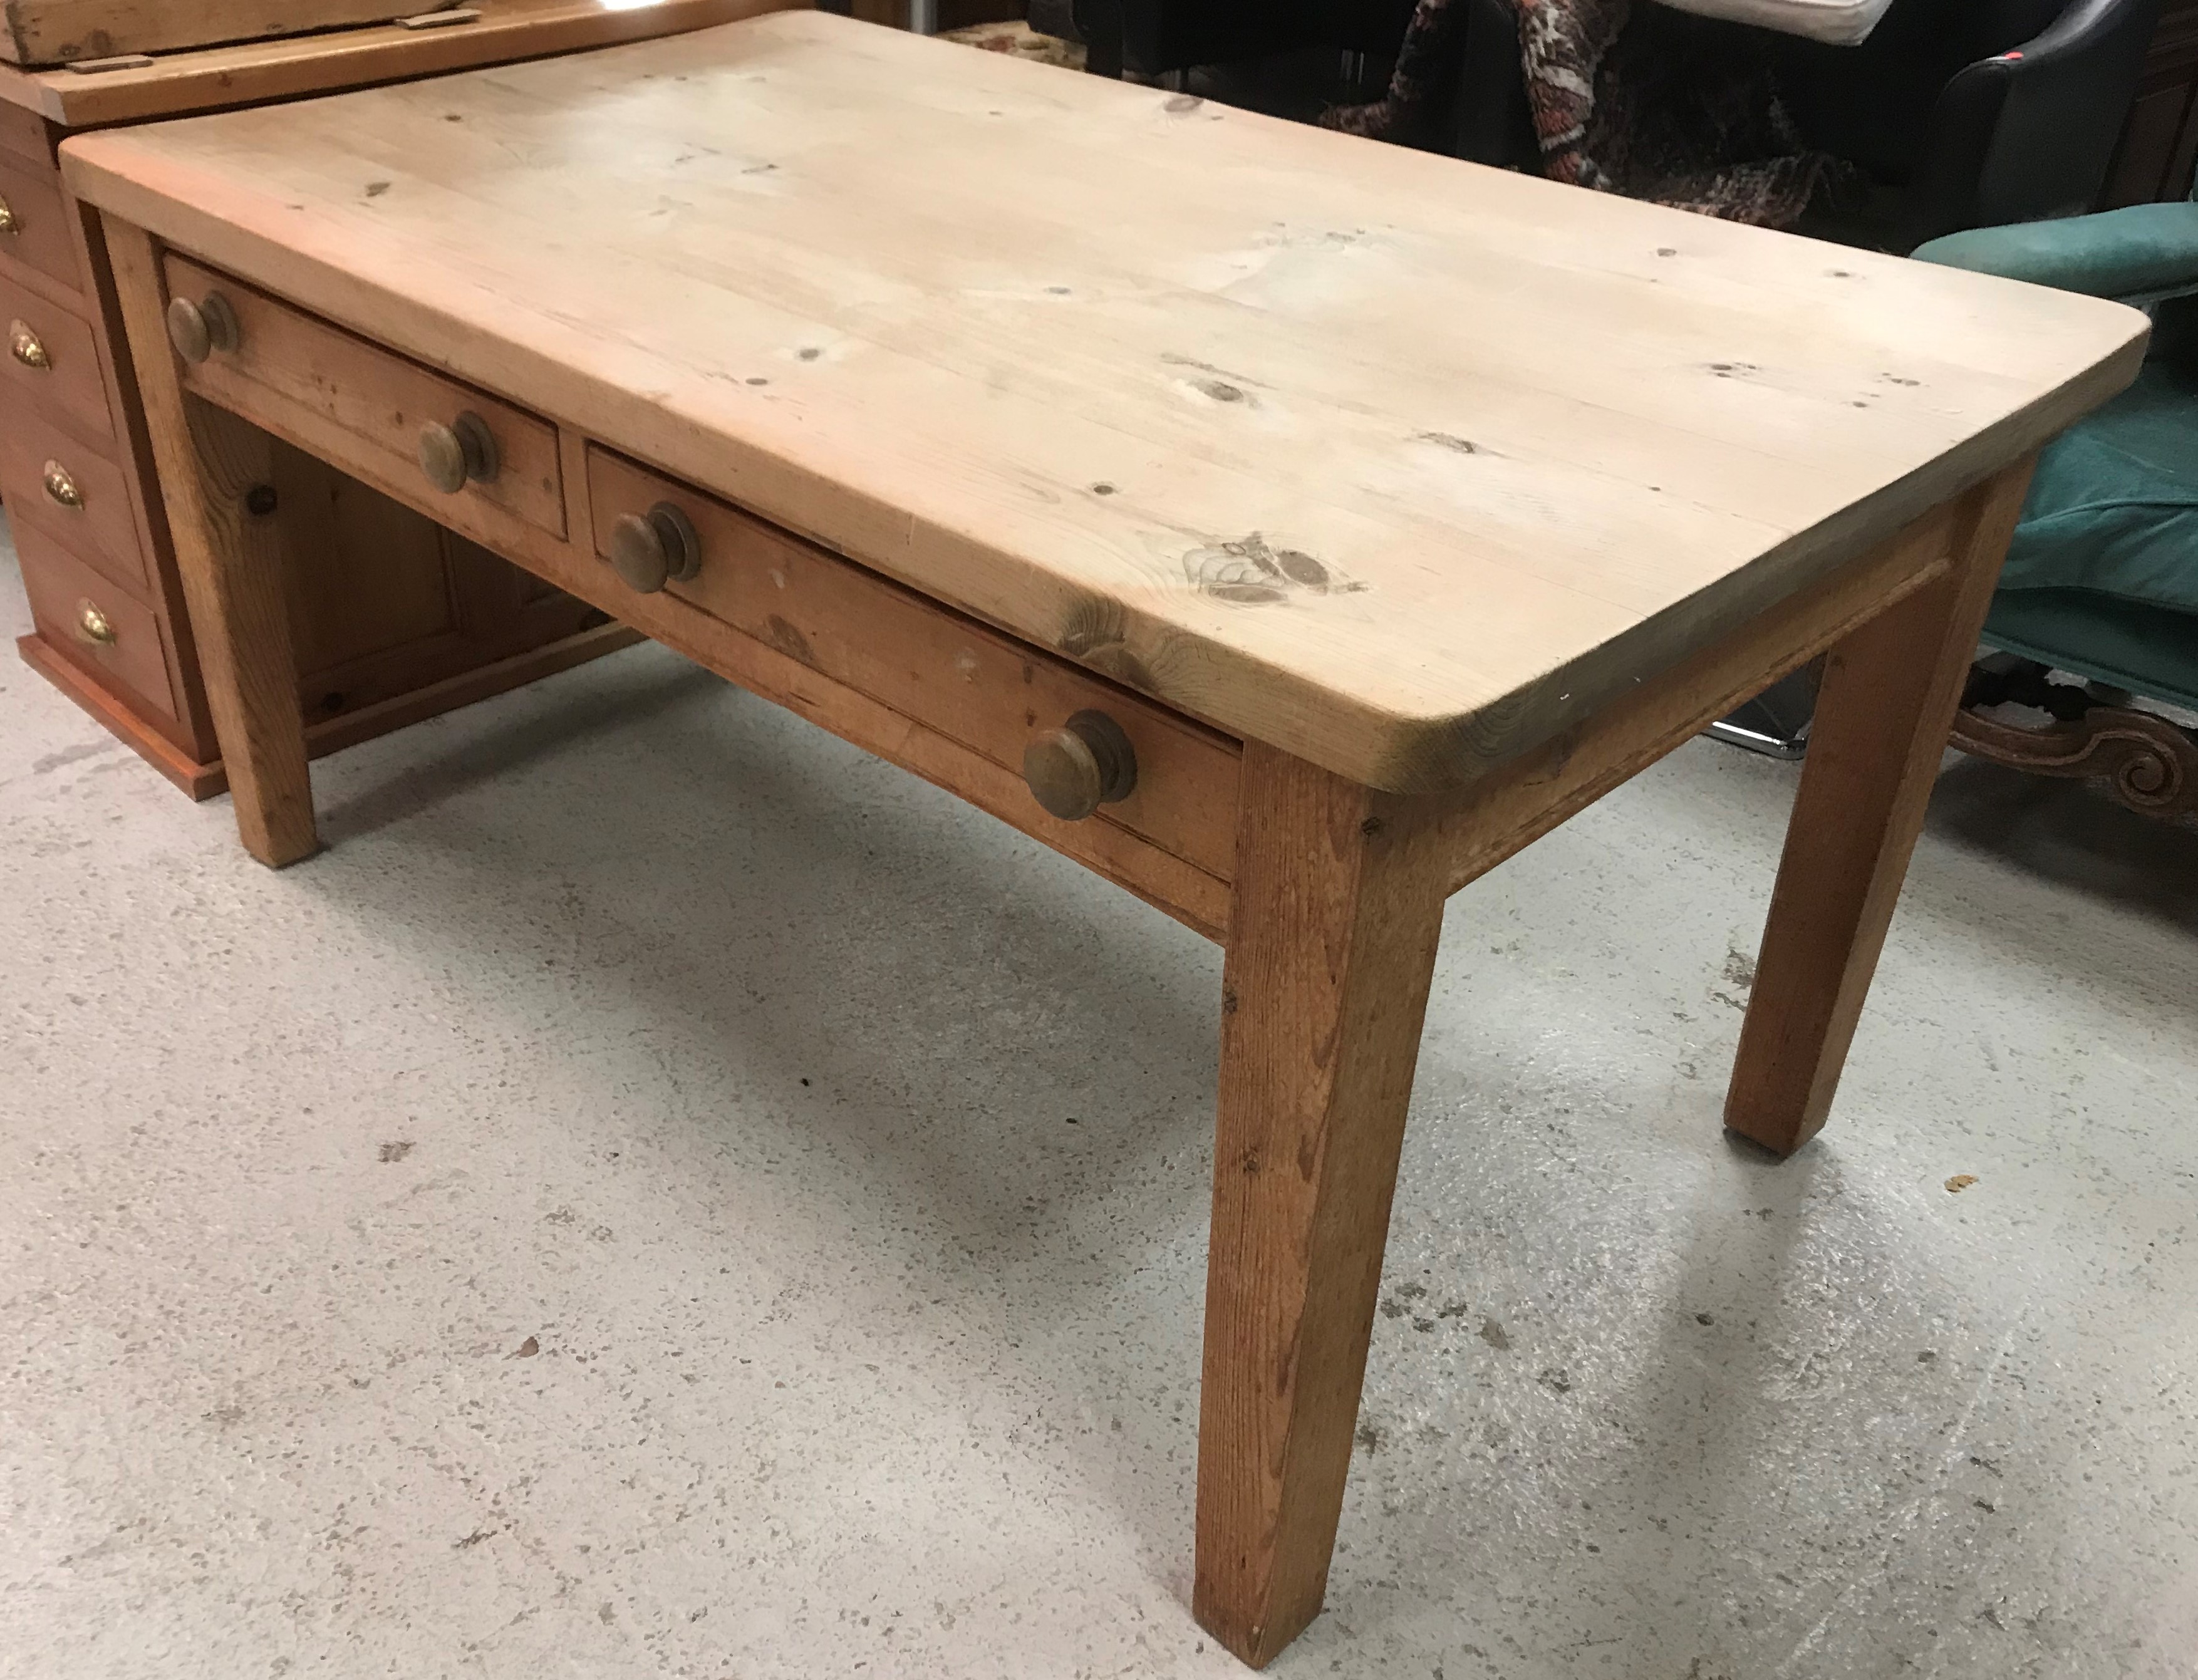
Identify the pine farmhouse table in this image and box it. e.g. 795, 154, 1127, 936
59, 12, 2145, 1666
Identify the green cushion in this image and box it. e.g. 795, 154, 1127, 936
1917, 208, 2198, 711
1999, 360, 2198, 618
1983, 589, 2198, 715
1914, 203, 2198, 302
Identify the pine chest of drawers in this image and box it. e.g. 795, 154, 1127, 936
1, 0, 791, 796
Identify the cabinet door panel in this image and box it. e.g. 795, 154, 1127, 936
273, 441, 460, 680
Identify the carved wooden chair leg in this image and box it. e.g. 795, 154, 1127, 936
1951, 656, 2198, 820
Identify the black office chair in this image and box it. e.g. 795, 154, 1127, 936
1035, 0, 1417, 80
1438, 0, 2159, 251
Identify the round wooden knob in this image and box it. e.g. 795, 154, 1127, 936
75, 599, 117, 646
41, 460, 83, 509
418, 412, 500, 495
607, 501, 702, 594
165, 291, 240, 365
9, 319, 49, 370
1024, 710, 1138, 821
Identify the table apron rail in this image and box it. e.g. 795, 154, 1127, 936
152, 248, 1240, 941
1415, 500, 1965, 899
139, 241, 1975, 949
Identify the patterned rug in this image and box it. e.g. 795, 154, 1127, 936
940, 21, 1086, 71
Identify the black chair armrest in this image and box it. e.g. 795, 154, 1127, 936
1905, 0, 2160, 248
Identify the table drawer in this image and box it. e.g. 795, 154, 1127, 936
584, 446, 1242, 882
16, 516, 178, 722
162, 254, 565, 544
0, 148, 80, 299
0, 416, 150, 597
1, 269, 111, 442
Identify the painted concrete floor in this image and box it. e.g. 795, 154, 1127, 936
3, 511, 2195, 1680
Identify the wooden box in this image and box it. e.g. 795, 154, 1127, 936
2, 0, 418, 66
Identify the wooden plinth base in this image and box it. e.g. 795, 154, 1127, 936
19, 620, 643, 800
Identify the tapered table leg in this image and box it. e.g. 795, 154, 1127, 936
1194, 743, 1449, 1667
104, 217, 316, 867
1726, 462, 2035, 1154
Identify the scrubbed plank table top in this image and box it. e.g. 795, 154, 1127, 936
58, 8, 2145, 789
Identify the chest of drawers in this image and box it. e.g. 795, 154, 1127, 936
1, 0, 789, 796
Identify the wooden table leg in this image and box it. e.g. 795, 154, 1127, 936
103, 217, 316, 867
1194, 743, 1449, 1667
1726, 462, 2035, 1154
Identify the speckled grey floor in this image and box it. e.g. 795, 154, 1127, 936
3, 508, 2195, 1680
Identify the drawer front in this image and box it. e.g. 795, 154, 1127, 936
1, 269, 111, 442
0, 415, 150, 596
163, 254, 565, 544
15, 516, 179, 722
0, 102, 46, 169
0, 149, 80, 298
584, 445, 1242, 881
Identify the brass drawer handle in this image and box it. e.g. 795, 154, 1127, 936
607, 500, 702, 594
41, 460, 83, 509
165, 291, 241, 365
75, 599, 117, 646
1024, 710, 1138, 821
0, 192, 16, 236
418, 412, 500, 495
9, 318, 49, 370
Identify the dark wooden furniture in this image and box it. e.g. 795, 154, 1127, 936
1956, 660, 2197, 816
0, 0, 789, 798
2105, 0, 2198, 202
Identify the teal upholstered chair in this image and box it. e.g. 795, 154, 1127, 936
1913, 195, 2198, 818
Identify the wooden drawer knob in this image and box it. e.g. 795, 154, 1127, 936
607, 500, 702, 594
165, 291, 241, 365
74, 599, 117, 646
418, 412, 500, 495
41, 460, 83, 509
1024, 710, 1138, 821
9, 319, 49, 370
0, 194, 16, 237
